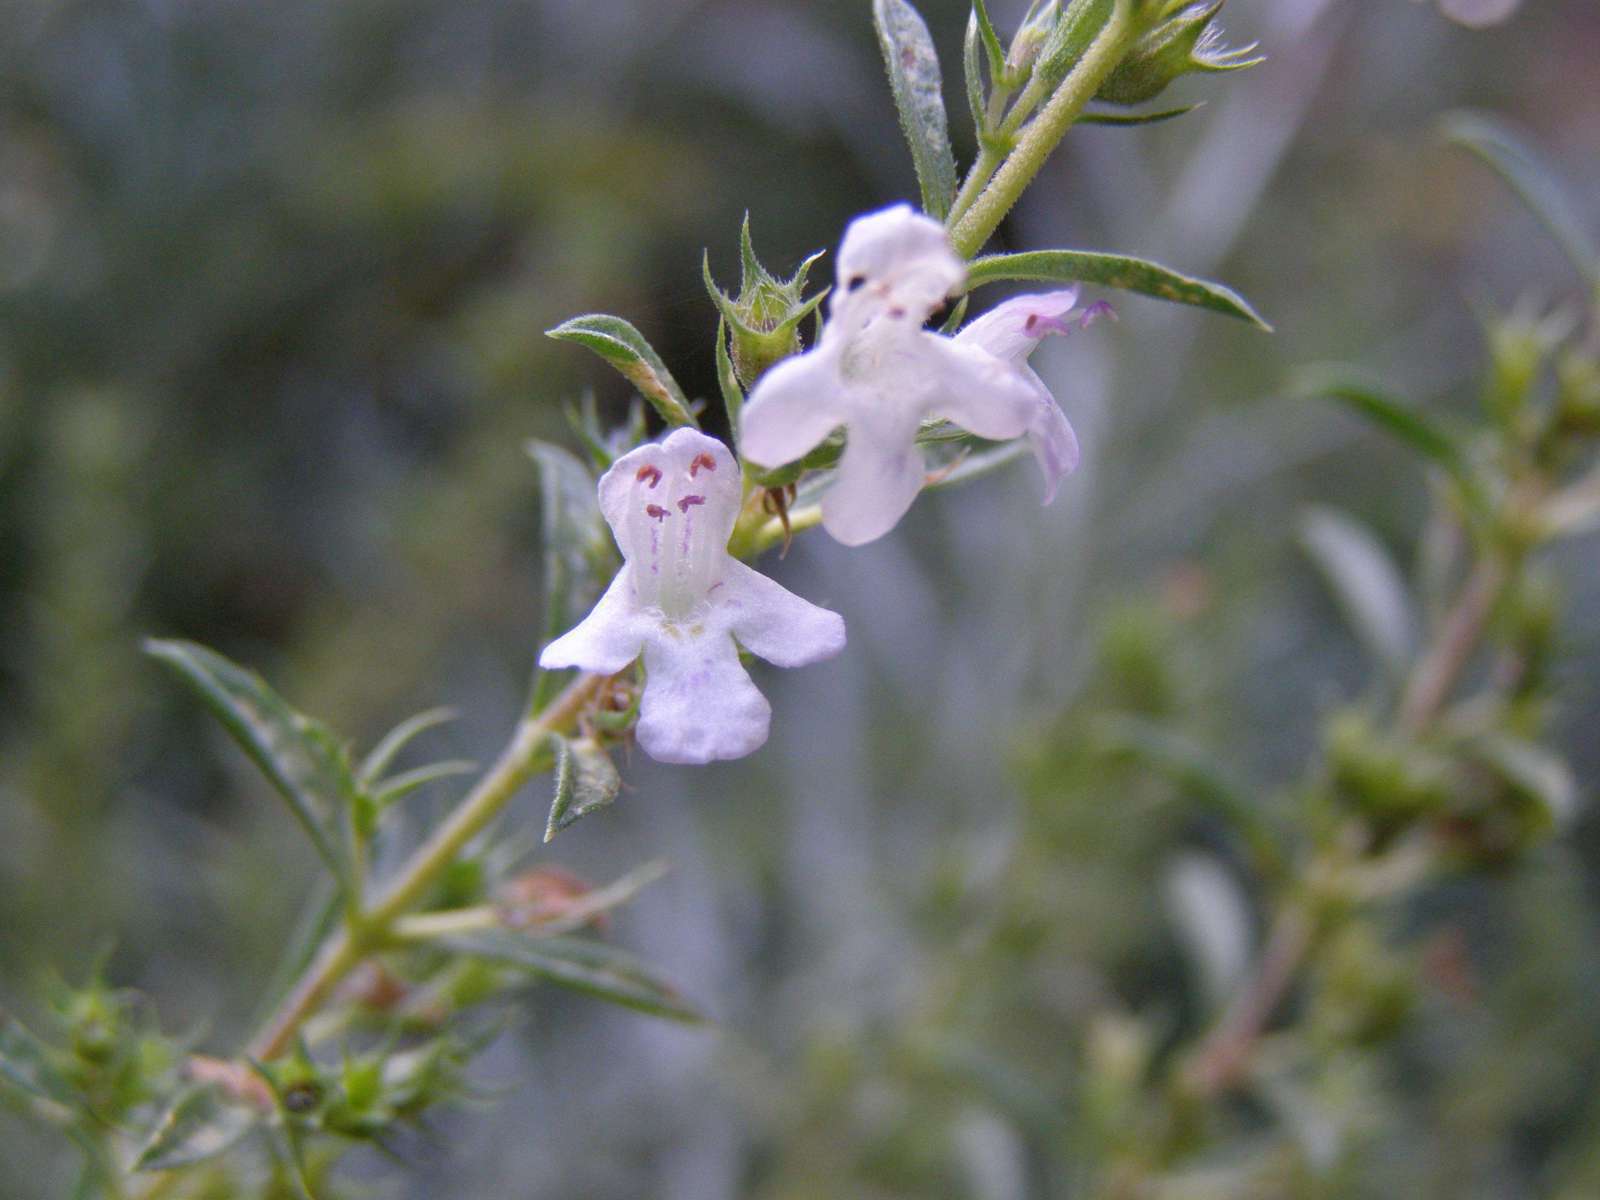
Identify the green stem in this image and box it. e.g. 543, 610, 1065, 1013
948, 0, 1139, 259
246, 672, 604, 1061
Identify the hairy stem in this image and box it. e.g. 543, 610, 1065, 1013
247, 672, 604, 1061
948, 0, 1139, 258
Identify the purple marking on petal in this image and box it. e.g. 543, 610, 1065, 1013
681, 513, 693, 554
1079, 301, 1116, 328
1024, 312, 1078, 338
677, 494, 706, 513
645, 503, 670, 521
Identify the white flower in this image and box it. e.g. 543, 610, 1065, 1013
740, 204, 1095, 545
539, 428, 845, 765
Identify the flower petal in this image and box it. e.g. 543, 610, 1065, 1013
821, 433, 928, 546
955, 289, 1082, 362
739, 344, 848, 469
1026, 382, 1081, 504
916, 332, 1041, 439
637, 629, 770, 764
539, 568, 648, 674
835, 204, 965, 322
717, 560, 846, 667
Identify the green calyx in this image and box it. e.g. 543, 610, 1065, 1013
703, 214, 828, 389
1096, 0, 1262, 107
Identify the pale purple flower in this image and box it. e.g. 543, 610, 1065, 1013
539, 428, 845, 765
740, 204, 1097, 545
954, 288, 1110, 504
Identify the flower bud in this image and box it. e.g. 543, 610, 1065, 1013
704, 215, 827, 389
1096, 0, 1262, 107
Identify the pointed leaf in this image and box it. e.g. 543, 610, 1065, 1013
135, 1087, 258, 1171
358, 707, 456, 789
715, 318, 745, 443
1298, 506, 1416, 673
546, 315, 698, 428
145, 640, 355, 891
873, 0, 959, 220
1290, 365, 1489, 519
544, 735, 622, 843
964, 249, 1270, 329
1079, 103, 1200, 126
1442, 111, 1599, 285
373, 760, 478, 810
0, 1012, 74, 1105
443, 931, 703, 1023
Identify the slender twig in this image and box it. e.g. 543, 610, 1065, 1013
1397, 556, 1509, 734
247, 672, 604, 1061
1183, 905, 1312, 1098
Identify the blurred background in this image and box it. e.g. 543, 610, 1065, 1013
2, 0, 1599, 1195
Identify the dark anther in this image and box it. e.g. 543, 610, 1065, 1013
689, 452, 717, 476
677, 494, 706, 513
636, 465, 662, 488
645, 503, 670, 521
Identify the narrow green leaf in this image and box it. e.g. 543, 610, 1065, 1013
965, 249, 1271, 329
373, 760, 478, 810
545, 735, 622, 843
527, 441, 616, 712
964, 2, 1006, 137
357, 707, 456, 789
1078, 103, 1200, 126
443, 931, 703, 1023
1298, 506, 1416, 673
0, 1012, 74, 1105
1289, 365, 1489, 519
546, 314, 698, 429
145, 640, 355, 891
715, 317, 745, 444
1442, 111, 1599, 285
135, 1087, 257, 1171
873, 0, 960, 220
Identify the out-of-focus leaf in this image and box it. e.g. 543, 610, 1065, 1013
965, 249, 1270, 329
443, 931, 703, 1023
1442, 111, 1599, 284
1290, 365, 1489, 519
527, 441, 616, 712
545, 735, 621, 843
246, 1060, 318, 1200
1298, 506, 1416, 673
923, 440, 1030, 490
145, 640, 356, 892
873, 0, 960, 220
1543, 464, 1600, 538
1078, 103, 1201, 126
135, 1086, 258, 1171
1473, 735, 1579, 828
0, 1013, 74, 1106
545, 315, 698, 428
357, 708, 456, 789
1163, 852, 1255, 1011
252, 877, 342, 1031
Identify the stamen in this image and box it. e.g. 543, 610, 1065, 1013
645, 503, 670, 521
636, 465, 662, 488
677, 494, 706, 513
688, 453, 717, 476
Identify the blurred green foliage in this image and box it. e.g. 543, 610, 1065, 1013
3, 0, 1600, 1197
